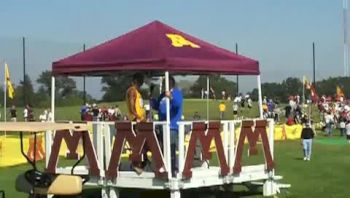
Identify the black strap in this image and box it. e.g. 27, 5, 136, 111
24, 169, 53, 188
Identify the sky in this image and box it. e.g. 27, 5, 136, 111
0, 0, 346, 99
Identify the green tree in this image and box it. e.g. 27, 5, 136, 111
101, 75, 133, 101
189, 75, 237, 99
252, 82, 284, 101
37, 70, 79, 99
37, 70, 52, 94
12, 74, 36, 107
56, 77, 76, 98
316, 76, 350, 98
251, 77, 302, 103
281, 77, 302, 98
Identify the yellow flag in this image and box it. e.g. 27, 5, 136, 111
336, 85, 344, 98
303, 76, 311, 89
5, 63, 15, 99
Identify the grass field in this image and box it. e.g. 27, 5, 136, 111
1, 99, 261, 122
0, 99, 321, 123
0, 100, 348, 197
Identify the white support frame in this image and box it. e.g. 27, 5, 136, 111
257, 75, 263, 119
228, 120, 237, 171
221, 121, 230, 162
263, 119, 278, 196
51, 76, 55, 122
206, 76, 210, 120
164, 71, 172, 179
178, 123, 186, 177
46, 76, 55, 167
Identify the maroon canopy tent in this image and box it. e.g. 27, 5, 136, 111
51, 20, 263, 119
50, 22, 264, 175
52, 20, 259, 76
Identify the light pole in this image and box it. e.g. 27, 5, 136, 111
344, 0, 349, 76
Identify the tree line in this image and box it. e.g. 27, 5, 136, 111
1, 71, 93, 108
251, 76, 350, 103
101, 75, 350, 103
1, 72, 350, 108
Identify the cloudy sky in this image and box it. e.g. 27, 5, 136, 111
0, 0, 346, 99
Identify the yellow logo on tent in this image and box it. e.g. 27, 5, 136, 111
166, 34, 200, 48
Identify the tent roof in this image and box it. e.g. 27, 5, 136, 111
52, 20, 259, 76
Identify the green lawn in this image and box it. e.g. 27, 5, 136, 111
0, 99, 321, 123
1, 136, 349, 198
0, 100, 348, 197
1, 99, 260, 122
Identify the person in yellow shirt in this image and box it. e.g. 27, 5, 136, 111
219, 101, 226, 120
262, 102, 268, 119
125, 73, 147, 174
126, 73, 146, 122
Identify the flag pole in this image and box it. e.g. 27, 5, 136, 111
344, 0, 349, 76
302, 76, 305, 106
3, 62, 7, 138
23, 37, 26, 106
313, 42, 316, 86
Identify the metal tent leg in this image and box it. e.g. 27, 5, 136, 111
101, 187, 108, 198
263, 179, 278, 197
108, 187, 119, 198
170, 190, 181, 198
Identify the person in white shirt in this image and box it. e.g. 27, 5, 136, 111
234, 96, 241, 103
232, 102, 238, 118
345, 120, 350, 143
39, 113, 46, 122
114, 105, 122, 120
324, 111, 334, 136
108, 106, 115, 117
247, 98, 252, 109
47, 109, 53, 122
221, 90, 226, 100
289, 99, 296, 111
296, 95, 300, 105
23, 107, 28, 122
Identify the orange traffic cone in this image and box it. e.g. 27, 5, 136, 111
27, 135, 45, 161
282, 125, 288, 140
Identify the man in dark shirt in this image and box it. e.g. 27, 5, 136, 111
285, 105, 292, 119
27, 105, 34, 122
10, 105, 17, 122
300, 122, 315, 161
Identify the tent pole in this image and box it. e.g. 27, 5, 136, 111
165, 71, 172, 179
206, 76, 210, 121
51, 76, 55, 121
159, 76, 163, 94
83, 44, 86, 104
257, 75, 263, 118
46, 76, 55, 168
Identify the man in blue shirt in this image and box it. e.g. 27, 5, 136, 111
151, 76, 183, 176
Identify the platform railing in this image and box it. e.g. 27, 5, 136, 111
45, 119, 275, 189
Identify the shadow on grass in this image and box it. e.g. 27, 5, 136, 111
81, 186, 263, 198
293, 157, 304, 161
